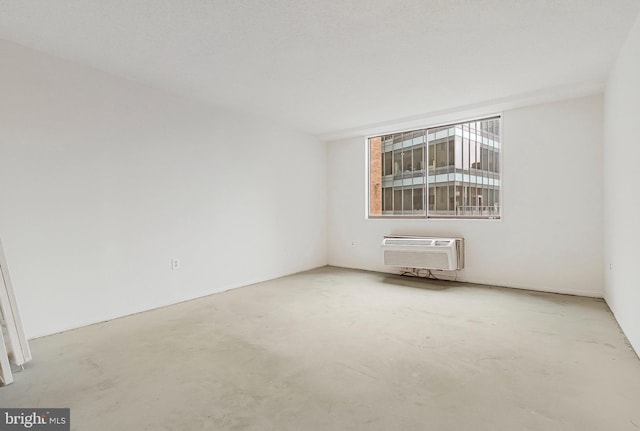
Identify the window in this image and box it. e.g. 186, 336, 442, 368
368, 116, 501, 219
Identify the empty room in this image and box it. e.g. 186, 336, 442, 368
1, 1, 640, 430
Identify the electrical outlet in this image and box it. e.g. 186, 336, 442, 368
171, 259, 181, 271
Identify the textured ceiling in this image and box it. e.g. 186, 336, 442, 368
1, 0, 639, 136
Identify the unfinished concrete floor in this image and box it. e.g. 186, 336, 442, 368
1, 266, 640, 430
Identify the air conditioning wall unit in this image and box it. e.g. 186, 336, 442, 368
381, 235, 464, 270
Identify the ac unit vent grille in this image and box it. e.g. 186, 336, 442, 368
384, 250, 450, 270
385, 239, 433, 246
381, 236, 464, 270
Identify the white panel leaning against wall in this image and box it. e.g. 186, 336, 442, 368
0, 238, 32, 386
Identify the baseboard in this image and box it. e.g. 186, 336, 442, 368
28, 263, 328, 340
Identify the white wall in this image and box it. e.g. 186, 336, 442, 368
0, 40, 327, 339
603, 12, 640, 354
328, 95, 604, 297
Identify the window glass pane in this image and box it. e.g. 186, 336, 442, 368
413, 147, 424, 171
455, 185, 462, 215
435, 186, 447, 211
393, 150, 402, 176
428, 185, 435, 211
403, 189, 412, 212
463, 135, 470, 171
403, 149, 412, 173
436, 142, 447, 167
448, 139, 455, 166
413, 187, 424, 211
448, 185, 455, 213
383, 151, 392, 176
383, 188, 392, 212
394, 189, 402, 215
481, 148, 488, 171
428, 143, 435, 169
368, 117, 501, 219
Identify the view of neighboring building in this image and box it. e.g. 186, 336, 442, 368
369, 117, 501, 218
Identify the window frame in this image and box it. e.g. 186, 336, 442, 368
367, 115, 503, 220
